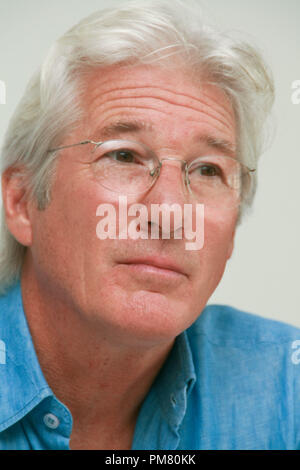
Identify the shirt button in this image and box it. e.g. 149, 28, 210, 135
43, 413, 60, 430
170, 394, 177, 407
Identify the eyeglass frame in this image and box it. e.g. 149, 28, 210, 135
47, 139, 256, 197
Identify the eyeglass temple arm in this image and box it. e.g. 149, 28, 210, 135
48, 140, 101, 153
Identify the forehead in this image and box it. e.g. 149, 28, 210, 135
79, 64, 236, 150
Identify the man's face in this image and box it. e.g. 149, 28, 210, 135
27, 64, 238, 345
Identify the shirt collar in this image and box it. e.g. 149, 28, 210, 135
151, 329, 197, 430
131, 328, 197, 450
0, 281, 52, 432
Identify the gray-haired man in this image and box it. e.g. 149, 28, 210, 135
0, 0, 299, 450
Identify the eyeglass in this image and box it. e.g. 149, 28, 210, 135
48, 139, 255, 209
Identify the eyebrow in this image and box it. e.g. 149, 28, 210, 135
96, 120, 153, 139
95, 120, 236, 158
197, 135, 236, 159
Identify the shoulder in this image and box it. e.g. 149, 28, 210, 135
183, 306, 300, 449
187, 304, 300, 348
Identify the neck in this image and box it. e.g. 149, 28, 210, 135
20, 258, 174, 448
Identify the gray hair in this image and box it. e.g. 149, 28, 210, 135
0, 0, 274, 293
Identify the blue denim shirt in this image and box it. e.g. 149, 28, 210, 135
1, 281, 300, 450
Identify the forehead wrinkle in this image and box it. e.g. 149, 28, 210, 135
90, 104, 233, 143
87, 85, 233, 130
92, 110, 235, 152
89, 97, 233, 137
88, 84, 232, 123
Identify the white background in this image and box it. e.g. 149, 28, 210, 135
0, 0, 299, 326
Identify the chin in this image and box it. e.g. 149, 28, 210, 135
91, 289, 197, 345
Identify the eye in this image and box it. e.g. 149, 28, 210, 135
197, 163, 221, 177
107, 149, 137, 163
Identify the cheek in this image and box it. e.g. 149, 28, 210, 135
30, 175, 127, 283
29, 183, 98, 283
198, 208, 237, 280
30, 206, 81, 287
206, 207, 236, 250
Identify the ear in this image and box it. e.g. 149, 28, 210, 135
1, 167, 33, 246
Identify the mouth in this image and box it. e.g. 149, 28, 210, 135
119, 256, 188, 278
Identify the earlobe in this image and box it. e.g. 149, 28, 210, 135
1, 168, 33, 247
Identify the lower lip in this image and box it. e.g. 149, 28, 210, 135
121, 263, 185, 280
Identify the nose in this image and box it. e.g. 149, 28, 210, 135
147, 157, 190, 203
160, 157, 191, 191
156, 157, 190, 192
138, 158, 192, 238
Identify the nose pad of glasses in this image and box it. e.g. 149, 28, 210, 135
150, 167, 159, 178
158, 158, 191, 195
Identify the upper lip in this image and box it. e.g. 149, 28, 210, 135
120, 256, 188, 277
